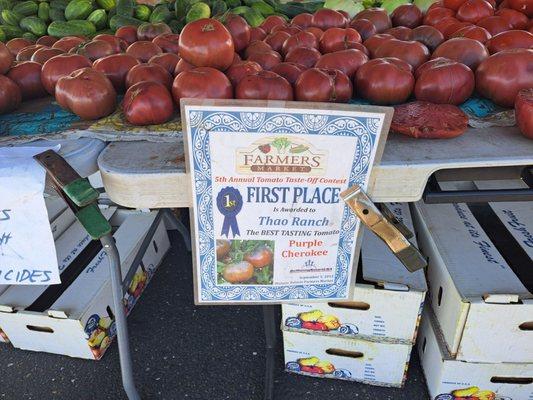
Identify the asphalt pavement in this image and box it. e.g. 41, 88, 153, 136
0, 230, 430, 400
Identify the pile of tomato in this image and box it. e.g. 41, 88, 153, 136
0, 2, 531, 139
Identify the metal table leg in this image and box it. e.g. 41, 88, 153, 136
263, 305, 278, 400
163, 209, 191, 252
102, 234, 141, 400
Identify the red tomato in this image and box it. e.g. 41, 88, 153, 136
52, 37, 85, 52
428, 0, 445, 10
456, 0, 494, 23
291, 13, 314, 28
270, 62, 306, 84
285, 47, 322, 69
415, 58, 475, 104
354, 8, 392, 32
225, 61, 263, 86
349, 19, 378, 41
0, 75, 21, 114
411, 25, 446, 50
249, 27, 267, 41
486, 30, 533, 53
432, 16, 460, 33
294, 68, 352, 102
123, 81, 174, 126
172, 67, 233, 105
41, 53, 92, 95
282, 31, 318, 56
126, 41, 163, 63
363, 33, 395, 57
508, 0, 533, 17
222, 261, 254, 283
232, 52, 242, 64
6, 61, 46, 100
315, 48, 369, 79
443, 0, 468, 10
244, 40, 272, 58
0, 42, 14, 74
174, 58, 194, 75
260, 16, 287, 34
442, 21, 472, 38
391, 4, 424, 28
223, 14, 251, 53
137, 22, 172, 41
125, 63, 173, 90
495, 8, 529, 29
355, 57, 415, 104
271, 25, 302, 35
384, 26, 413, 40
152, 33, 180, 54
246, 50, 282, 70
16, 44, 45, 62
55, 68, 116, 120
216, 240, 231, 259
391, 101, 469, 138
477, 16, 512, 35
475, 48, 533, 106
94, 34, 128, 53
451, 25, 492, 42
311, 9, 348, 30
432, 37, 489, 70
93, 54, 140, 93
265, 31, 291, 53
374, 39, 430, 69
36, 36, 58, 47
179, 18, 234, 70
319, 28, 361, 53
515, 88, 533, 138
423, 7, 456, 26
304, 27, 325, 40
75, 40, 116, 62
116, 26, 138, 46
6, 38, 33, 56
235, 70, 293, 100
31, 47, 64, 64
148, 53, 181, 75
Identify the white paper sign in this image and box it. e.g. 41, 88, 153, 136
0, 147, 60, 285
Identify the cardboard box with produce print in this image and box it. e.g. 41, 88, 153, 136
283, 330, 413, 387
419, 307, 533, 400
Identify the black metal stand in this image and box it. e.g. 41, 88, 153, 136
263, 305, 278, 400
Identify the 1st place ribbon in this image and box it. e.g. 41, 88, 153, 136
217, 187, 243, 238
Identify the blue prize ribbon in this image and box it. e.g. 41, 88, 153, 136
216, 187, 243, 238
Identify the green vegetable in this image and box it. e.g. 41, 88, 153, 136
185, 2, 209, 22
242, 7, 263, 26
0, 0, 11, 12
0, 27, 5, 42
380, 0, 409, 14
413, 0, 440, 12
50, 0, 69, 9
167, 17, 183, 32
108, 14, 142, 29
0, 24, 23, 38
271, 137, 291, 153
47, 19, 96, 36
49, 7, 65, 20
210, 0, 226, 15
87, 8, 106, 29
150, 4, 172, 22
22, 31, 37, 40
20, 16, 48, 35
174, 0, 186, 18
251, 1, 275, 15
230, 5, 250, 14
12, 1, 38, 16
65, 0, 94, 20
324, 0, 363, 17
1, 10, 22, 26
225, 0, 240, 7
134, 4, 151, 21
116, 0, 134, 16
37, 2, 50, 21
96, 0, 115, 11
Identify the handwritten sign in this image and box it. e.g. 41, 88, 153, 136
183, 100, 392, 304
0, 147, 60, 285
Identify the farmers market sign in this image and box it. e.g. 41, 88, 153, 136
182, 99, 392, 304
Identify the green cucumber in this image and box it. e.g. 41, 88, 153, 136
108, 14, 142, 30
0, 26, 5, 42
65, 0, 94, 20
0, 24, 23, 38
1, 9, 22, 26
251, 1, 274, 15
0, 0, 11, 12
37, 2, 50, 21
225, 0, 241, 8
96, 0, 114, 11
87, 9, 106, 29
185, 2, 209, 22
12, 1, 38, 16
149, 4, 171, 22
230, 5, 250, 14
20, 16, 48, 36
47, 19, 96, 36
242, 7, 263, 26
210, 0, 226, 15
22, 31, 37, 40
50, 0, 69, 9
134, 4, 150, 21
49, 7, 65, 20
116, 0, 134, 16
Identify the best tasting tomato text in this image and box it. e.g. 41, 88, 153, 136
247, 186, 341, 204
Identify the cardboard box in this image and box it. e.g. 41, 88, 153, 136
412, 201, 533, 363
418, 306, 533, 400
282, 202, 427, 344
283, 330, 412, 387
0, 211, 169, 360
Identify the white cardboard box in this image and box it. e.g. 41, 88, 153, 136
418, 306, 533, 400
0, 211, 169, 359
282, 202, 427, 344
283, 329, 413, 387
412, 201, 533, 363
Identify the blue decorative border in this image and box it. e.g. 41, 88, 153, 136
185, 107, 383, 303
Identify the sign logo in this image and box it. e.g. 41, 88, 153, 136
236, 136, 328, 174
